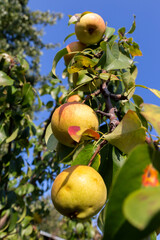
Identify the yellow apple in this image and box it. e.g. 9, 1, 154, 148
64, 41, 86, 65
67, 94, 81, 102
51, 102, 99, 147
75, 12, 106, 45
51, 165, 107, 220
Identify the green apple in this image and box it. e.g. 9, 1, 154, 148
51, 165, 107, 220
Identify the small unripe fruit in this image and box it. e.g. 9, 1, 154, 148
51, 102, 99, 147
75, 12, 106, 45
51, 165, 107, 220
64, 41, 86, 65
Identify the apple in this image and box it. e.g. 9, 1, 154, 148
51, 102, 99, 147
64, 41, 86, 65
67, 94, 81, 102
51, 165, 107, 220
75, 12, 106, 45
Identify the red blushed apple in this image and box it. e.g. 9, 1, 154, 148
51, 102, 99, 147
64, 41, 86, 65
75, 12, 106, 45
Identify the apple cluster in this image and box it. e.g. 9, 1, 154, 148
50, 12, 107, 221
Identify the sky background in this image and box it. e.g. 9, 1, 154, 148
28, 0, 160, 109
27, 1, 160, 237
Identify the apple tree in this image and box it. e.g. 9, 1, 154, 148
47, 12, 160, 240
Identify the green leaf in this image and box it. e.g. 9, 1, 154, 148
104, 43, 133, 71
8, 211, 18, 232
127, 15, 136, 34
52, 48, 68, 77
140, 103, 160, 136
22, 224, 33, 236
47, 133, 58, 152
104, 144, 154, 240
123, 187, 160, 230
97, 205, 106, 232
0, 71, 14, 86
105, 27, 115, 39
130, 84, 160, 99
6, 128, 19, 143
104, 110, 146, 154
68, 55, 98, 74
0, 125, 7, 144
22, 83, 35, 106
64, 32, 75, 43
17, 205, 26, 224
71, 143, 100, 171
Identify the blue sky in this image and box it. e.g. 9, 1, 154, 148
28, 0, 160, 108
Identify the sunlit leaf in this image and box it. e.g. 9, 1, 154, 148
68, 14, 80, 25
0, 71, 14, 86
81, 128, 100, 141
127, 15, 136, 34
71, 143, 100, 171
6, 128, 19, 143
104, 110, 146, 154
140, 103, 160, 136
123, 186, 160, 230
0, 126, 7, 144
99, 73, 119, 81
104, 144, 154, 240
105, 27, 115, 39
52, 48, 68, 77
67, 55, 98, 73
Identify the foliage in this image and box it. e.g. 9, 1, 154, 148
46, 12, 160, 240
1, 4, 160, 240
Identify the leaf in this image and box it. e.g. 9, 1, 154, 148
68, 14, 80, 25
104, 43, 133, 71
130, 84, 160, 99
80, 129, 100, 141
0, 125, 7, 144
52, 48, 68, 77
22, 83, 34, 106
67, 55, 98, 74
0, 71, 14, 86
127, 15, 136, 34
123, 187, 160, 230
68, 126, 100, 143
140, 103, 160, 136
71, 143, 101, 171
103, 144, 154, 240
105, 27, 115, 39
99, 73, 119, 81
6, 128, 19, 143
104, 110, 146, 154
64, 32, 75, 43
47, 134, 58, 152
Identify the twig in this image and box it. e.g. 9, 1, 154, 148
88, 140, 107, 166
82, 89, 101, 103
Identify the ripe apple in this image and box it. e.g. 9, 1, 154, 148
51, 102, 99, 147
64, 41, 86, 65
51, 165, 107, 220
67, 94, 81, 102
75, 12, 106, 45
